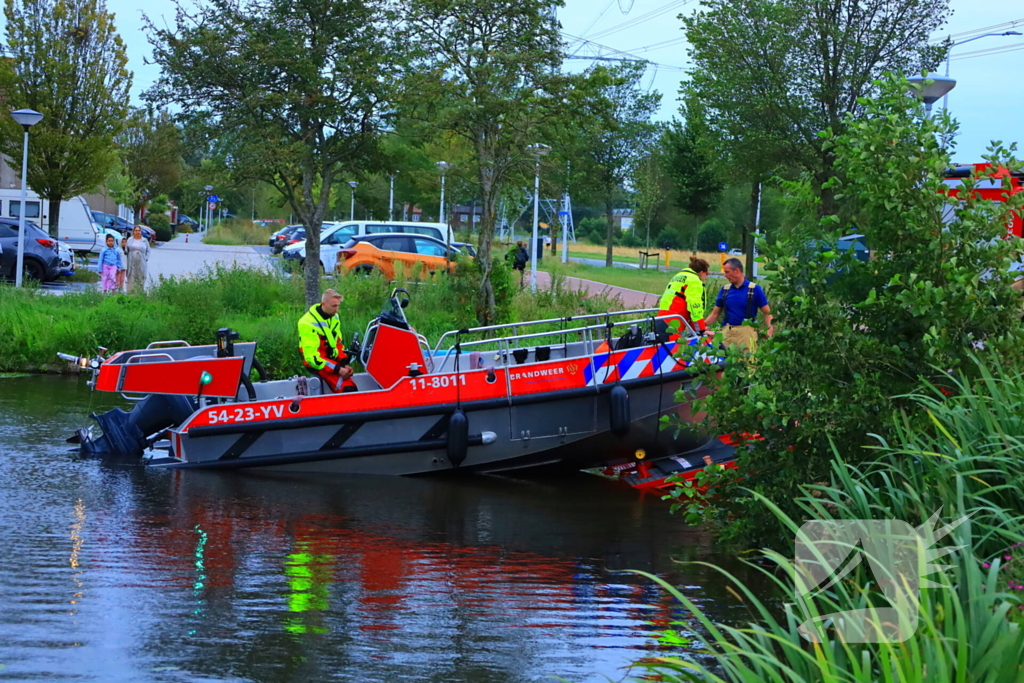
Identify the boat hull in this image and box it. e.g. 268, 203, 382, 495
153, 370, 710, 475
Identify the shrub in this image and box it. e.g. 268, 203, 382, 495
656, 226, 686, 250
680, 74, 1024, 548
146, 213, 172, 241
696, 217, 728, 252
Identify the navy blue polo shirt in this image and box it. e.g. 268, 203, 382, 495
715, 280, 769, 326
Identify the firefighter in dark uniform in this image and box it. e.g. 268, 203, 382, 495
298, 289, 357, 393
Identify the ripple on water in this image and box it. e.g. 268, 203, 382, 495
0, 376, 761, 682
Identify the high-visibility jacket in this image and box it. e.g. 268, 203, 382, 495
658, 267, 706, 332
298, 304, 346, 372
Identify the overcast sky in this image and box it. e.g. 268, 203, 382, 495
12, 0, 1024, 163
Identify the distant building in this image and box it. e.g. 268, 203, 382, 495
451, 204, 483, 232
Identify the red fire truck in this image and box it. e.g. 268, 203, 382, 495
942, 164, 1023, 237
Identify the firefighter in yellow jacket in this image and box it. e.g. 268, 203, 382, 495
657, 256, 710, 340
298, 289, 357, 393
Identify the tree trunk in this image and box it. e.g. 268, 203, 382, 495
298, 158, 334, 308
605, 198, 614, 267
47, 197, 62, 239
745, 181, 760, 277
475, 164, 498, 326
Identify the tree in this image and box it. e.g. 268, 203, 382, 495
405, 0, 567, 323
568, 62, 660, 267
118, 108, 184, 213
632, 140, 668, 252
672, 75, 1024, 548
0, 0, 132, 237
682, 0, 949, 216
147, 0, 402, 305
663, 113, 723, 254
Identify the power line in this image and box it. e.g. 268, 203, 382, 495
562, 32, 688, 71
952, 43, 1024, 60
949, 16, 1024, 39
624, 35, 688, 54
587, 0, 693, 41
575, 0, 618, 42
953, 41, 1024, 58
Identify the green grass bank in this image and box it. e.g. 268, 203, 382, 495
0, 265, 621, 378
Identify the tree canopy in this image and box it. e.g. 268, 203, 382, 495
0, 0, 132, 236
682, 0, 949, 213
404, 0, 568, 323
146, 0, 403, 304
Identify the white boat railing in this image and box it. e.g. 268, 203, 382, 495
431, 311, 699, 372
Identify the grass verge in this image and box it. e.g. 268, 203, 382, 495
203, 219, 271, 246
635, 355, 1024, 681
0, 263, 623, 377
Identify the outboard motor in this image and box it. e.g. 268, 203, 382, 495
76, 394, 197, 460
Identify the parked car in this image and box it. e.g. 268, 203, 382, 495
283, 221, 451, 274
727, 248, 744, 256
177, 214, 200, 231
56, 242, 76, 278
91, 211, 133, 234
0, 218, 62, 282
336, 233, 465, 279
0, 193, 101, 253
269, 224, 303, 253
452, 241, 477, 257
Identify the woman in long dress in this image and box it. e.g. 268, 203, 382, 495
125, 226, 150, 294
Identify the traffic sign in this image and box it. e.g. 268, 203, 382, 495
718, 241, 728, 252
208, 202, 217, 210
207, 195, 219, 202
557, 210, 569, 216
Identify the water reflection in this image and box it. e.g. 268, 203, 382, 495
0, 375, 756, 682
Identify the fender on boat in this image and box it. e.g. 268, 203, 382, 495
609, 385, 630, 437
447, 409, 469, 468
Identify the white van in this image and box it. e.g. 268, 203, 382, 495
0, 191, 101, 253
282, 220, 452, 274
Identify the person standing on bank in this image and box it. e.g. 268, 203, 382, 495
98, 234, 123, 294
125, 226, 150, 294
705, 258, 773, 351
657, 256, 710, 340
298, 288, 357, 393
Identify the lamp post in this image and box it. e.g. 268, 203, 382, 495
525, 144, 551, 293
11, 109, 43, 288
942, 31, 1021, 113
435, 162, 450, 225
906, 72, 956, 117
348, 181, 358, 220
203, 185, 214, 232
389, 172, 398, 221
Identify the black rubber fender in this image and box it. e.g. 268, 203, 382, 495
447, 410, 469, 467
609, 385, 631, 437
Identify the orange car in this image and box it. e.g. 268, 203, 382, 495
337, 233, 467, 279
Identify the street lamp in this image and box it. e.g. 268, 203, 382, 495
906, 72, 956, 116
942, 31, 1021, 113
203, 185, 214, 232
389, 172, 398, 221
525, 144, 551, 293
435, 162, 450, 225
11, 108, 43, 288
348, 181, 359, 220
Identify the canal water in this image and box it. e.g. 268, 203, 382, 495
0, 375, 755, 682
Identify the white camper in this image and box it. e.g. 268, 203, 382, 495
0, 191, 101, 253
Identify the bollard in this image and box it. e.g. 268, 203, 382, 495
665, 251, 670, 268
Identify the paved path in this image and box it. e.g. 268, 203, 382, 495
531, 270, 660, 309
147, 233, 272, 283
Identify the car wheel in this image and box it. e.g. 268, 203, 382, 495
23, 258, 46, 283
353, 265, 378, 277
